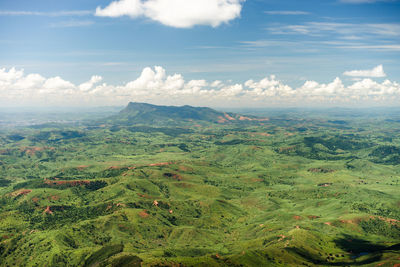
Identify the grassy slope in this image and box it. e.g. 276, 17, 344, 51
0, 118, 399, 266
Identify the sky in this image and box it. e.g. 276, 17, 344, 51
0, 0, 399, 107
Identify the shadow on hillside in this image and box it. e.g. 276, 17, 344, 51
334, 234, 397, 253
286, 234, 399, 266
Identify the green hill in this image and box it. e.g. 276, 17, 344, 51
0, 108, 399, 266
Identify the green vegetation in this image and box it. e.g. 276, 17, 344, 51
0, 103, 399, 266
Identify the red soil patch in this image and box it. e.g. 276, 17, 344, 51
31, 197, 39, 203
324, 222, 332, 226
308, 215, 320, 220
138, 210, 150, 218
217, 116, 228, 123
22, 146, 44, 156
293, 215, 302, 220
20, 146, 54, 156
11, 189, 32, 197
128, 167, 136, 170
49, 195, 60, 201
253, 132, 272, 137
137, 193, 152, 199
239, 116, 269, 122
44, 206, 53, 215
76, 165, 89, 170
212, 254, 221, 259
44, 179, 90, 187
2, 234, 15, 241
370, 216, 400, 226
108, 166, 120, 169
278, 235, 287, 241
224, 113, 236, 121
163, 173, 183, 181
149, 162, 173, 167
178, 165, 192, 172
199, 201, 209, 207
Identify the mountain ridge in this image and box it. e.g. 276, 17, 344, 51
108, 102, 268, 125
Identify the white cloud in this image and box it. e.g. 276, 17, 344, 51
211, 80, 223, 88
0, 66, 399, 107
219, 84, 243, 97
49, 20, 94, 28
268, 22, 400, 37
186, 80, 208, 92
299, 77, 345, 96
0, 67, 24, 82
43, 77, 75, 92
14, 74, 46, 90
143, 0, 244, 28
348, 79, 400, 95
343, 65, 386, 77
245, 75, 295, 97
79, 76, 103, 91
265, 11, 310, 15
95, 0, 245, 28
95, 0, 143, 18
336, 44, 400, 51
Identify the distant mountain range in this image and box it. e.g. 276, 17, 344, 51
107, 102, 269, 125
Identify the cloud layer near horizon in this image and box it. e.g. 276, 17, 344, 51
0, 66, 399, 107
95, 0, 245, 28
343, 64, 386, 77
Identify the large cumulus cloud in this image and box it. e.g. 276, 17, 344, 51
0, 66, 399, 107
95, 0, 245, 28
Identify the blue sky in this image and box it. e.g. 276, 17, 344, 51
0, 0, 399, 107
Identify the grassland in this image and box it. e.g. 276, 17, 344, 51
0, 107, 399, 266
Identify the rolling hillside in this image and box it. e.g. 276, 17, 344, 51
0, 107, 399, 266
